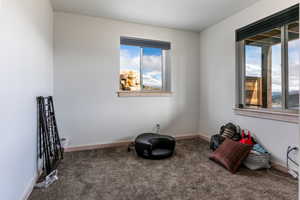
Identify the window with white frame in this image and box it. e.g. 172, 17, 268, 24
236, 4, 299, 113
119, 37, 171, 92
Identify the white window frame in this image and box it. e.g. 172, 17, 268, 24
138, 47, 166, 92
118, 37, 172, 97
235, 4, 299, 123
236, 24, 299, 113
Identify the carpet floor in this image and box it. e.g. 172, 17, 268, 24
28, 138, 298, 200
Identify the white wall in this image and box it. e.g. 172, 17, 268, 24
199, 0, 299, 165
54, 12, 200, 147
0, 0, 53, 199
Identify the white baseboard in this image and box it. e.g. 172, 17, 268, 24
22, 173, 38, 200
198, 132, 290, 174
65, 133, 200, 152
271, 161, 289, 174
198, 132, 210, 142
24, 132, 290, 200
22, 133, 199, 198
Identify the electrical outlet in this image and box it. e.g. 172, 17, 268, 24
60, 138, 69, 148
156, 124, 160, 134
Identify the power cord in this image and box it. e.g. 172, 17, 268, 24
287, 146, 298, 179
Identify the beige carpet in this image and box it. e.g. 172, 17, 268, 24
29, 138, 298, 200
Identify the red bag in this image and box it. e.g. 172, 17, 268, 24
240, 130, 254, 145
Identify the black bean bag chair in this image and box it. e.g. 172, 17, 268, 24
134, 133, 176, 159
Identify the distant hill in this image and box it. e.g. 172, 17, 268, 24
272, 91, 299, 109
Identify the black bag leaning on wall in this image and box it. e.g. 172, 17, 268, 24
220, 123, 237, 138
210, 134, 225, 151
219, 123, 241, 141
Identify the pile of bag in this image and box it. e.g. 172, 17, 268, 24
209, 123, 271, 170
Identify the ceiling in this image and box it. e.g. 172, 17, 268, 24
51, 0, 259, 32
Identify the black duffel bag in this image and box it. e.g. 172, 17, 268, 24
220, 123, 241, 141
210, 123, 241, 151
209, 134, 225, 151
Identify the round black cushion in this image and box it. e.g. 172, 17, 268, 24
135, 133, 176, 159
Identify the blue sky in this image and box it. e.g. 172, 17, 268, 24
120, 45, 140, 72
120, 45, 162, 88
143, 47, 162, 56
245, 45, 262, 77
288, 39, 300, 92
246, 40, 299, 93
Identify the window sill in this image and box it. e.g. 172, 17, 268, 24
117, 91, 173, 97
233, 107, 299, 124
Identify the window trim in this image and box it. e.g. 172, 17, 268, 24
235, 4, 299, 41
117, 91, 173, 97
235, 5, 299, 119
281, 25, 288, 109
139, 46, 165, 92
120, 37, 171, 50
120, 44, 166, 92
119, 37, 171, 93
234, 107, 299, 124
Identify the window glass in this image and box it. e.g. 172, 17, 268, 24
120, 45, 141, 91
142, 47, 163, 90
271, 43, 282, 108
245, 45, 262, 106
244, 27, 282, 108
287, 21, 300, 109
237, 5, 299, 112
245, 45, 262, 77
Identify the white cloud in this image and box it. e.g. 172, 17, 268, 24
288, 40, 300, 92
142, 55, 162, 72
120, 49, 140, 71
120, 48, 162, 88
271, 64, 282, 92
245, 41, 299, 93
288, 63, 300, 92
143, 71, 162, 87
142, 56, 162, 87
120, 50, 162, 72
246, 64, 261, 77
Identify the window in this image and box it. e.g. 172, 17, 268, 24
119, 37, 171, 92
287, 22, 300, 109
236, 4, 299, 113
